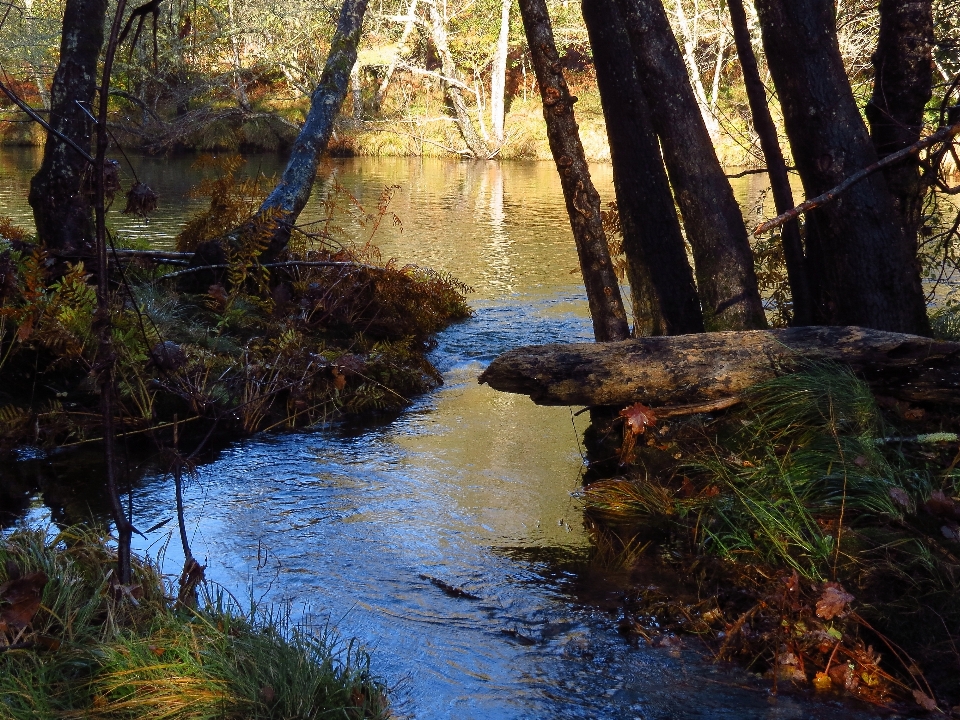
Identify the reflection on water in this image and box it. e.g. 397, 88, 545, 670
1, 151, 879, 719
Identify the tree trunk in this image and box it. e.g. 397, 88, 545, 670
727, 0, 811, 326
28, 0, 108, 255
374, 0, 418, 112
671, 0, 721, 140
478, 326, 960, 408
582, 0, 704, 337
255, 0, 369, 262
490, 0, 511, 144
615, 0, 767, 331
866, 0, 934, 242
427, 1, 492, 158
517, 0, 629, 342
753, 0, 929, 336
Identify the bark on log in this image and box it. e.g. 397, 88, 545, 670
478, 326, 960, 408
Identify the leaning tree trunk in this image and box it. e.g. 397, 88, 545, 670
865, 0, 934, 245
754, 0, 929, 336
28, 0, 108, 256
582, 0, 704, 337
727, 0, 811, 326
614, 0, 766, 331
517, 0, 629, 342
256, 0, 369, 262
427, 2, 492, 158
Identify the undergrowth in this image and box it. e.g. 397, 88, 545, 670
0, 526, 388, 719
582, 363, 960, 711
0, 156, 471, 449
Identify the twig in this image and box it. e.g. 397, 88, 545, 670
725, 166, 797, 180
755, 121, 960, 235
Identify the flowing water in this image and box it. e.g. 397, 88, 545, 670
0, 149, 880, 719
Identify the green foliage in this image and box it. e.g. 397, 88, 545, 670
0, 526, 388, 719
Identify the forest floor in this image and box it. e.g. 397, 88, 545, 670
581, 363, 960, 716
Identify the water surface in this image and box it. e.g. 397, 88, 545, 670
1, 151, 877, 719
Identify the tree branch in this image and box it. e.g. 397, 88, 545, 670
755, 121, 960, 235
0, 79, 94, 163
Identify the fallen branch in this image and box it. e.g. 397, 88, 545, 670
755, 121, 960, 235
479, 326, 960, 408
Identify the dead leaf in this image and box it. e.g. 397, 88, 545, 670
0, 570, 48, 629
813, 672, 832, 692
903, 407, 926, 422
619, 402, 657, 436
942, 525, 959, 541
913, 689, 937, 711
332, 367, 347, 391
889, 486, 911, 509
924, 490, 960, 521
816, 582, 854, 620
260, 684, 276, 702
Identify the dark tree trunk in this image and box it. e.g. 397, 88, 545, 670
28, 0, 108, 255
866, 0, 934, 242
517, 0, 629, 342
614, 0, 766, 331
582, 0, 704, 337
727, 0, 811, 326
754, 0, 929, 335
257, 0, 369, 261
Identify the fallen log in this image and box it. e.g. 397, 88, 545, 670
477, 326, 960, 410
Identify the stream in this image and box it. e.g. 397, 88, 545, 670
0, 149, 885, 719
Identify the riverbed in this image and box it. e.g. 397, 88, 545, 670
0, 150, 882, 719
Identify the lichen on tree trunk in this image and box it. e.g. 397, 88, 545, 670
256, 0, 370, 262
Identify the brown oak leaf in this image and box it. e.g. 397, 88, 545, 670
0, 570, 48, 629
815, 582, 854, 620
619, 402, 657, 436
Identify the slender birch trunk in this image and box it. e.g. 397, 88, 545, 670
490, 0, 511, 144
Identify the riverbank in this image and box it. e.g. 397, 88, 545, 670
0, 526, 388, 719
0, 159, 471, 451
0, 68, 760, 167
581, 363, 960, 714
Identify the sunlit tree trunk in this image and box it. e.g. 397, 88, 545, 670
490, 0, 511, 144
727, 0, 811, 325
615, 0, 766, 331
28, 0, 108, 255
671, 0, 720, 140
254, 0, 369, 262
426, 0, 492, 158
582, 0, 703, 337
374, 0, 418, 111
866, 0, 934, 244
754, 0, 929, 335
517, 0, 629, 342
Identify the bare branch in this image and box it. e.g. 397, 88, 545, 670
755, 121, 960, 235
